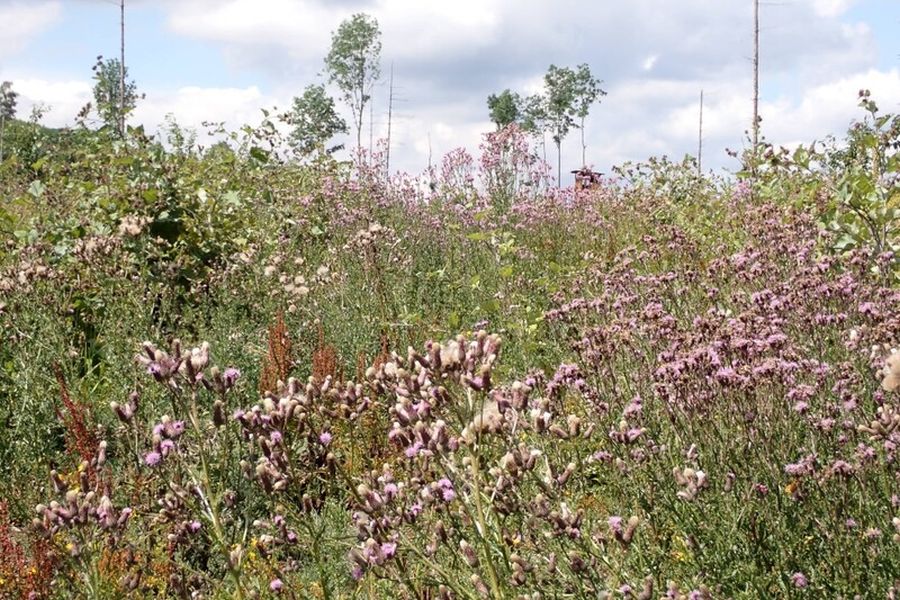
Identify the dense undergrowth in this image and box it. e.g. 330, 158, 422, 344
0, 95, 898, 599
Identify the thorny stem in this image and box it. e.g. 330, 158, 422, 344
464, 392, 505, 600
186, 388, 247, 600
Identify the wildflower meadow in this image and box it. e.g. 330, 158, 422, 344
0, 64, 899, 600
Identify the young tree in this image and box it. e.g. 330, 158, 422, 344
520, 93, 549, 164
286, 84, 348, 156
91, 56, 138, 137
487, 89, 521, 129
572, 64, 606, 166
0, 81, 18, 162
542, 65, 580, 186
324, 13, 381, 152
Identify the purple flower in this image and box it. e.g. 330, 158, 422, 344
437, 478, 456, 502
269, 578, 283, 592
383, 483, 398, 499
144, 451, 161, 467
608, 516, 624, 533
189, 520, 202, 533
223, 367, 241, 387
404, 441, 423, 458
270, 431, 283, 444
159, 439, 175, 456
381, 542, 397, 559
351, 565, 364, 581
790, 572, 808, 589
319, 432, 333, 446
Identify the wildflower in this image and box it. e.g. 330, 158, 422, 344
882, 350, 900, 392
319, 432, 333, 446
223, 367, 241, 388
790, 572, 808, 588
144, 451, 161, 467
269, 578, 283, 592
437, 478, 456, 502
381, 542, 397, 558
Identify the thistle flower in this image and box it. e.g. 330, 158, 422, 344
790, 572, 808, 588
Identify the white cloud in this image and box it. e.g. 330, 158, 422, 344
0, 1, 61, 61
642, 55, 658, 72
808, 0, 859, 18
5, 78, 92, 124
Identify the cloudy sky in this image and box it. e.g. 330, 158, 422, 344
1, 0, 899, 180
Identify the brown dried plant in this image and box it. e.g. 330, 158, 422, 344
259, 312, 294, 395
53, 364, 99, 478
0, 502, 56, 599
311, 322, 341, 383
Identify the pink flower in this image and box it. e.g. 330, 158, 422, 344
144, 451, 161, 467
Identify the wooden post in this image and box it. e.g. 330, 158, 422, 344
386, 62, 393, 178
698, 89, 704, 175
119, 0, 126, 138
752, 0, 759, 156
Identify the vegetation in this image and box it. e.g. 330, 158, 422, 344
324, 13, 382, 153
0, 11, 899, 594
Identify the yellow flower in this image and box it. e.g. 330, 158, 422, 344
785, 481, 799, 496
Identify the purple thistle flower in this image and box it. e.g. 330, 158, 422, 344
269, 578, 283, 592
608, 516, 624, 533
319, 432, 333, 446
223, 367, 241, 387
159, 439, 175, 456
381, 542, 397, 559
790, 572, 808, 588
144, 451, 161, 467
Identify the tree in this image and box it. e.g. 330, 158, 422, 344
324, 13, 382, 153
91, 56, 138, 137
286, 84, 348, 156
487, 89, 521, 129
0, 81, 18, 162
572, 64, 606, 166
541, 65, 580, 187
520, 93, 549, 164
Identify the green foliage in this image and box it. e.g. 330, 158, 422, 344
324, 13, 382, 151
0, 81, 17, 120
90, 57, 140, 137
1, 90, 899, 599
521, 64, 606, 184
486, 89, 521, 129
286, 84, 348, 156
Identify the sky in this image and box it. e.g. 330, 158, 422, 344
1, 0, 899, 181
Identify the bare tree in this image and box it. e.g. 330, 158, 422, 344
698, 89, 704, 175
120, 0, 126, 136
752, 0, 760, 156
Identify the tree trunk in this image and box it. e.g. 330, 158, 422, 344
580, 115, 586, 167
557, 139, 562, 189
120, 0, 126, 138
752, 0, 759, 155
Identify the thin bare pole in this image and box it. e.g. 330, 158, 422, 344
698, 89, 704, 175
119, 0, 126, 137
752, 0, 759, 155
385, 62, 394, 178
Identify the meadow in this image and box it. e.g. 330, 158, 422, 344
0, 95, 898, 599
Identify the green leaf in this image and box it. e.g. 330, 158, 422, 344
249, 146, 269, 164
28, 180, 45, 198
